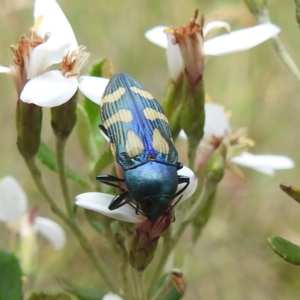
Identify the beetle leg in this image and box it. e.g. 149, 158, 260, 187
109, 191, 129, 210
174, 175, 190, 198
96, 174, 125, 191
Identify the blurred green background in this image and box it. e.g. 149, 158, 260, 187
1, 0, 300, 299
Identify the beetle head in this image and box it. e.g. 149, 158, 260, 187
125, 161, 178, 221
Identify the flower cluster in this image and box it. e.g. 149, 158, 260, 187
0, 0, 109, 107
0, 1, 297, 299
0, 176, 65, 250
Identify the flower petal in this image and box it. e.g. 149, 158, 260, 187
28, 40, 72, 79
29, 0, 78, 77
203, 23, 280, 56
231, 152, 294, 175
174, 166, 198, 204
78, 76, 109, 105
34, 0, 77, 49
75, 192, 143, 223
145, 26, 168, 48
204, 103, 230, 140
20, 70, 78, 107
203, 21, 231, 38
35, 216, 66, 249
0, 66, 11, 74
102, 293, 123, 300
166, 34, 184, 82
0, 176, 27, 223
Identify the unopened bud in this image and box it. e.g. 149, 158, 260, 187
16, 100, 42, 159
171, 268, 185, 295
129, 215, 172, 271
280, 184, 300, 204
162, 78, 185, 138
204, 144, 226, 183
180, 77, 205, 148
51, 92, 77, 141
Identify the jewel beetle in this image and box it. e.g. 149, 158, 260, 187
97, 73, 190, 221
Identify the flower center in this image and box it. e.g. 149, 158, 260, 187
10, 27, 48, 70
169, 9, 203, 45
61, 46, 90, 78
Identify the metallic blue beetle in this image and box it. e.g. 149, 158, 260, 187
97, 73, 189, 221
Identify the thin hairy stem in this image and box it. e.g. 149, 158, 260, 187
132, 269, 147, 300
24, 157, 119, 292
55, 137, 74, 218
146, 230, 172, 298
271, 36, 300, 83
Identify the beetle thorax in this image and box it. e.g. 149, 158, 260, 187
124, 161, 178, 221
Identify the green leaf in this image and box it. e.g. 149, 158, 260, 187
0, 250, 22, 300
76, 104, 99, 171
153, 274, 183, 300
84, 210, 104, 234
82, 97, 103, 149
27, 291, 74, 300
57, 277, 106, 300
93, 147, 114, 176
37, 142, 89, 188
280, 184, 300, 203
163, 287, 182, 300
82, 59, 112, 149
268, 236, 300, 265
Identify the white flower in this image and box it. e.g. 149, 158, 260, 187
102, 293, 123, 300
202, 103, 230, 144
231, 152, 294, 176
0, 0, 108, 106
75, 166, 198, 223
189, 103, 294, 175
145, 14, 280, 83
0, 176, 65, 249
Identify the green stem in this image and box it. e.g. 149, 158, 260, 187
127, 266, 138, 300
146, 230, 172, 298
55, 137, 73, 218
24, 157, 119, 292
151, 274, 173, 300
256, 12, 300, 83
25, 158, 70, 223
183, 180, 216, 223
188, 138, 198, 170
132, 270, 146, 300
271, 36, 300, 82
173, 179, 217, 247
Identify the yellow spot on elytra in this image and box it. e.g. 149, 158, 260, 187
101, 87, 126, 107
126, 130, 144, 157
152, 129, 170, 154
110, 143, 117, 157
130, 86, 154, 99
103, 109, 133, 129
143, 107, 169, 123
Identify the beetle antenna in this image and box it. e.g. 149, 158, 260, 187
127, 201, 146, 217
171, 194, 183, 209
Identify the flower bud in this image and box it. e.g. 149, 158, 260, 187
51, 92, 77, 141
204, 144, 226, 183
280, 184, 300, 204
16, 100, 42, 159
171, 268, 185, 295
180, 76, 205, 148
129, 215, 172, 271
